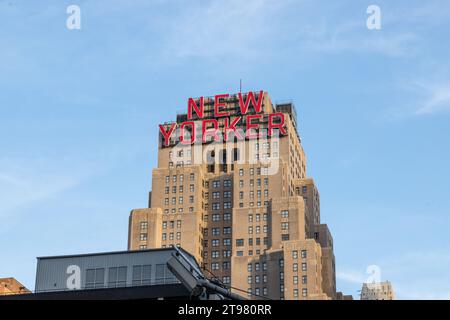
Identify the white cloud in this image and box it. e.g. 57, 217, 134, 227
415, 84, 450, 115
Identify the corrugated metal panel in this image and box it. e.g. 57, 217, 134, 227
35, 249, 181, 293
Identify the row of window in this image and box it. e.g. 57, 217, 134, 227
210, 261, 231, 270
248, 214, 268, 222
205, 213, 232, 222
164, 196, 195, 205
162, 220, 182, 229
292, 250, 308, 259
238, 201, 269, 208
164, 207, 195, 214
204, 250, 232, 259
239, 168, 270, 176
162, 232, 181, 241
238, 178, 269, 188
203, 227, 232, 236
165, 173, 195, 184
236, 237, 269, 247
85, 264, 175, 289
239, 190, 269, 199
165, 185, 195, 194
204, 238, 231, 247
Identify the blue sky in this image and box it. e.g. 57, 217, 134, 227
1, 0, 450, 299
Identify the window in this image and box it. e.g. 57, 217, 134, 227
212, 228, 220, 236
179, 197, 183, 204
247, 263, 253, 272
236, 239, 244, 246
212, 214, 220, 222
239, 169, 244, 176
107, 266, 127, 288
301, 250, 307, 259
281, 210, 289, 218
223, 238, 231, 246
292, 250, 298, 259
302, 275, 307, 284
173, 175, 177, 183
237, 251, 244, 256
212, 192, 220, 199
223, 262, 231, 270
211, 263, 219, 271
282, 234, 290, 241
281, 222, 289, 230
164, 198, 169, 205
222, 276, 230, 284
162, 233, 167, 241
190, 173, 195, 181
132, 265, 152, 286
247, 276, 252, 284
293, 263, 298, 272
223, 213, 231, 221
172, 186, 177, 193
279, 259, 284, 268
212, 239, 219, 247
293, 289, 299, 298
224, 179, 232, 187
190, 185, 194, 192
223, 250, 231, 258
255, 263, 260, 271
293, 276, 298, 285
211, 251, 219, 259
189, 196, 194, 203
140, 233, 147, 241
212, 203, 220, 210
302, 186, 307, 194
239, 180, 244, 188
248, 214, 253, 222
302, 263, 307, 271
86, 268, 105, 289
213, 180, 220, 188
302, 288, 308, 297
140, 221, 148, 230
139, 245, 147, 250
224, 191, 231, 198
224, 202, 232, 209
165, 176, 170, 184
155, 264, 176, 284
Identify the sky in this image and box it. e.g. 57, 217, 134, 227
1, 0, 450, 299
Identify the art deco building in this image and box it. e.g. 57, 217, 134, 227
128, 91, 337, 300
361, 281, 395, 300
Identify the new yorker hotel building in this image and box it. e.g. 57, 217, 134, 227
128, 91, 337, 300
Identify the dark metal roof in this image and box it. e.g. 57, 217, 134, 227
36, 247, 195, 262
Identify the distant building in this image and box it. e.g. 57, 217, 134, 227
336, 291, 353, 300
0, 278, 31, 296
361, 281, 395, 300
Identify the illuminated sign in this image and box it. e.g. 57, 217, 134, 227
159, 90, 287, 146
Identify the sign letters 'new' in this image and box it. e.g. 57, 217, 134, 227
159, 90, 287, 146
